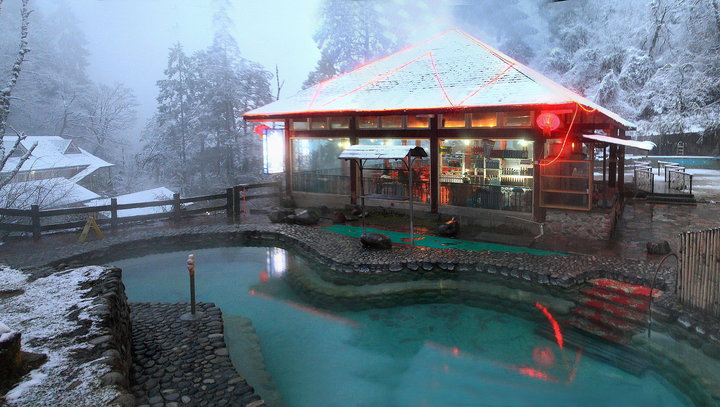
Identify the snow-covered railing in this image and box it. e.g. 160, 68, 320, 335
0, 182, 281, 240
668, 170, 693, 194
634, 168, 654, 194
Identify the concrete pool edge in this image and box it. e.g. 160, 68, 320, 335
10, 222, 720, 405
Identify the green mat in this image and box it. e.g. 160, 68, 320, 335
324, 225, 565, 256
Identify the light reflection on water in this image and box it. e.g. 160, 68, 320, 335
113, 246, 696, 407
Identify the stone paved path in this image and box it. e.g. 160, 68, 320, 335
130, 302, 265, 407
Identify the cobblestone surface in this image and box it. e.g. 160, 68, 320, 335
130, 302, 264, 407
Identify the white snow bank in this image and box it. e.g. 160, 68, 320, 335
0, 266, 121, 406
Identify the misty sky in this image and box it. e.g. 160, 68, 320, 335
38, 0, 323, 123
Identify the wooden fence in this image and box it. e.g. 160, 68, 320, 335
0, 182, 281, 241
678, 227, 720, 317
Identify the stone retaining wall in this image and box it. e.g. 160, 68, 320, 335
544, 204, 621, 240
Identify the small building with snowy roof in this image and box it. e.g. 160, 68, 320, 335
2, 136, 114, 194
244, 29, 641, 240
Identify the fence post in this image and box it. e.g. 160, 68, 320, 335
172, 193, 181, 223
110, 198, 118, 231
31, 204, 41, 241
226, 188, 233, 219
233, 185, 242, 217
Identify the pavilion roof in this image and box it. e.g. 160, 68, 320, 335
244, 29, 634, 129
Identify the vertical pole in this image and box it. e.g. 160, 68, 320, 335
284, 119, 293, 198
408, 156, 415, 247
608, 144, 617, 188
226, 187, 233, 218
233, 185, 242, 217
618, 143, 626, 204
532, 131, 545, 223
349, 118, 358, 205
110, 198, 118, 231
187, 254, 196, 315
172, 193, 181, 223
31, 204, 40, 241
430, 116, 439, 213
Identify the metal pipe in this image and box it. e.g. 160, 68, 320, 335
647, 252, 678, 342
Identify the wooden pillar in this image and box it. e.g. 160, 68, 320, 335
110, 198, 118, 231
618, 128, 626, 203
349, 117, 358, 205
608, 144, 618, 188
532, 130, 546, 222
283, 119, 292, 197
430, 116, 439, 213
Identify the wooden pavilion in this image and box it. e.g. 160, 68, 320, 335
244, 29, 640, 239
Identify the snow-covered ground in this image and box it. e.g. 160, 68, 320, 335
0, 266, 122, 406
85, 187, 176, 218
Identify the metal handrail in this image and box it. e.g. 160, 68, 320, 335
647, 252, 679, 341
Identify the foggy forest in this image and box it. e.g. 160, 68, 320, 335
1, 0, 719, 200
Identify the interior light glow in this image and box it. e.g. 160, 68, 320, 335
263, 129, 285, 174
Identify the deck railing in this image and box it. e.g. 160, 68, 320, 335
634, 168, 654, 194
0, 182, 281, 241
668, 170, 693, 194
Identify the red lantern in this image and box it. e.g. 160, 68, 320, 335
536, 112, 561, 132
254, 124, 271, 137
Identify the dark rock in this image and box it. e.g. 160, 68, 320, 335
293, 210, 320, 225
332, 211, 346, 224
360, 233, 392, 250
646, 240, 671, 255
267, 208, 294, 223
349, 205, 363, 217
438, 218, 460, 237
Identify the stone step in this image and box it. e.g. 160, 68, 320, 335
646, 194, 697, 205
580, 287, 651, 312
572, 306, 645, 333
564, 316, 630, 345
534, 323, 649, 376
588, 279, 662, 300
577, 295, 648, 324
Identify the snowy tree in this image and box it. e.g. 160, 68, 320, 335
304, 0, 398, 87
149, 43, 200, 193
0, 0, 36, 189
78, 82, 137, 160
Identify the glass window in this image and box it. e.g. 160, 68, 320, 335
470, 112, 497, 127
441, 113, 466, 128
502, 111, 532, 127
310, 117, 328, 130
380, 115, 403, 128
439, 138, 533, 212
329, 117, 350, 129
291, 138, 350, 195
358, 116, 379, 129
291, 119, 309, 131
406, 115, 430, 128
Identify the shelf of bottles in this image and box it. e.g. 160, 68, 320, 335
539, 159, 592, 210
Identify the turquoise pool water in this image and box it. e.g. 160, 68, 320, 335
645, 156, 720, 169
114, 246, 696, 407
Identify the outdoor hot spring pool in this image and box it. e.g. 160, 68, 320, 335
114, 246, 699, 407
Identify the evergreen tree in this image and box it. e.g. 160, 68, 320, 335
304, 0, 398, 88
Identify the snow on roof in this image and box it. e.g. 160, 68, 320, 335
85, 187, 175, 218
2, 136, 113, 182
0, 177, 101, 209
582, 134, 657, 150
244, 29, 635, 129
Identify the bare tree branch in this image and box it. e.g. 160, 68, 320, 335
0, 0, 31, 142
0, 127, 36, 188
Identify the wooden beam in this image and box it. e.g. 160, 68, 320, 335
532, 130, 545, 222
349, 117, 358, 205
618, 128, 626, 203
284, 119, 292, 197
430, 117, 440, 213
